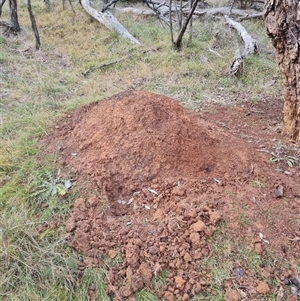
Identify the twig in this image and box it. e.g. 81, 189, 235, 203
82, 56, 129, 77
208, 48, 222, 57
286, 236, 300, 241
250, 109, 265, 114
68, 0, 75, 13
215, 121, 229, 128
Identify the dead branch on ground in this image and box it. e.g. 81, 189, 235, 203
225, 15, 258, 75
225, 14, 258, 56
238, 12, 262, 21
82, 56, 129, 77
80, 0, 140, 45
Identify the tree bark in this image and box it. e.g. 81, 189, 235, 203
9, 0, 20, 32
263, 0, 300, 141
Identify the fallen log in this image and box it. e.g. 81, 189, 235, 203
81, 0, 140, 45
225, 14, 258, 56
224, 15, 258, 75
116, 5, 255, 18
238, 12, 263, 21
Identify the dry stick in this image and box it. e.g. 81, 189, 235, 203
68, 0, 75, 13
82, 56, 129, 77
27, 0, 40, 50
238, 12, 262, 21
62, 0, 74, 12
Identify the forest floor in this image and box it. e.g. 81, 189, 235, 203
41, 90, 300, 301
1, 1, 300, 300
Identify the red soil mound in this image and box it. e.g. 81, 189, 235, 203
42, 90, 300, 300
53, 90, 250, 208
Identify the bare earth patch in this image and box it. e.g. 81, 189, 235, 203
42, 90, 300, 300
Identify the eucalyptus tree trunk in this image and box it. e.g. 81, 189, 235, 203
263, 0, 300, 141
9, 0, 20, 31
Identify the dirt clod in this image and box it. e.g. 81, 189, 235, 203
256, 281, 270, 294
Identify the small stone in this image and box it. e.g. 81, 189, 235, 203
256, 281, 270, 294
189, 232, 200, 245
184, 208, 197, 218
190, 220, 206, 232
224, 288, 239, 301
171, 186, 186, 196
183, 252, 192, 262
287, 294, 297, 301
149, 245, 159, 254
174, 276, 185, 290
163, 291, 175, 301
87, 196, 98, 207
208, 210, 222, 224
139, 262, 152, 285
65, 217, 76, 232
254, 242, 263, 254
153, 209, 164, 220
108, 249, 118, 259
118, 285, 132, 298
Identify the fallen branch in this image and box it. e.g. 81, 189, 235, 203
117, 5, 253, 18
225, 14, 258, 56
238, 12, 262, 21
230, 49, 243, 75
208, 48, 222, 57
224, 14, 258, 75
80, 0, 140, 45
82, 56, 129, 77
82, 48, 159, 77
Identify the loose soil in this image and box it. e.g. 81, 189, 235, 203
42, 90, 300, 300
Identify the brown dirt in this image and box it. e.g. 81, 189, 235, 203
42, 90, 300, 300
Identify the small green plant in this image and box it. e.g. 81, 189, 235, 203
135, 289, 159, 301
252, 179, 265, 189
152, 269, 169, 288
30, 169, 69, 204
270, 140, 299, 167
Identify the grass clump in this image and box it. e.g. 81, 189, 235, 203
198, 221, 282, 300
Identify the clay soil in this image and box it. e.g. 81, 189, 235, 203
42, 90, 300, 300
